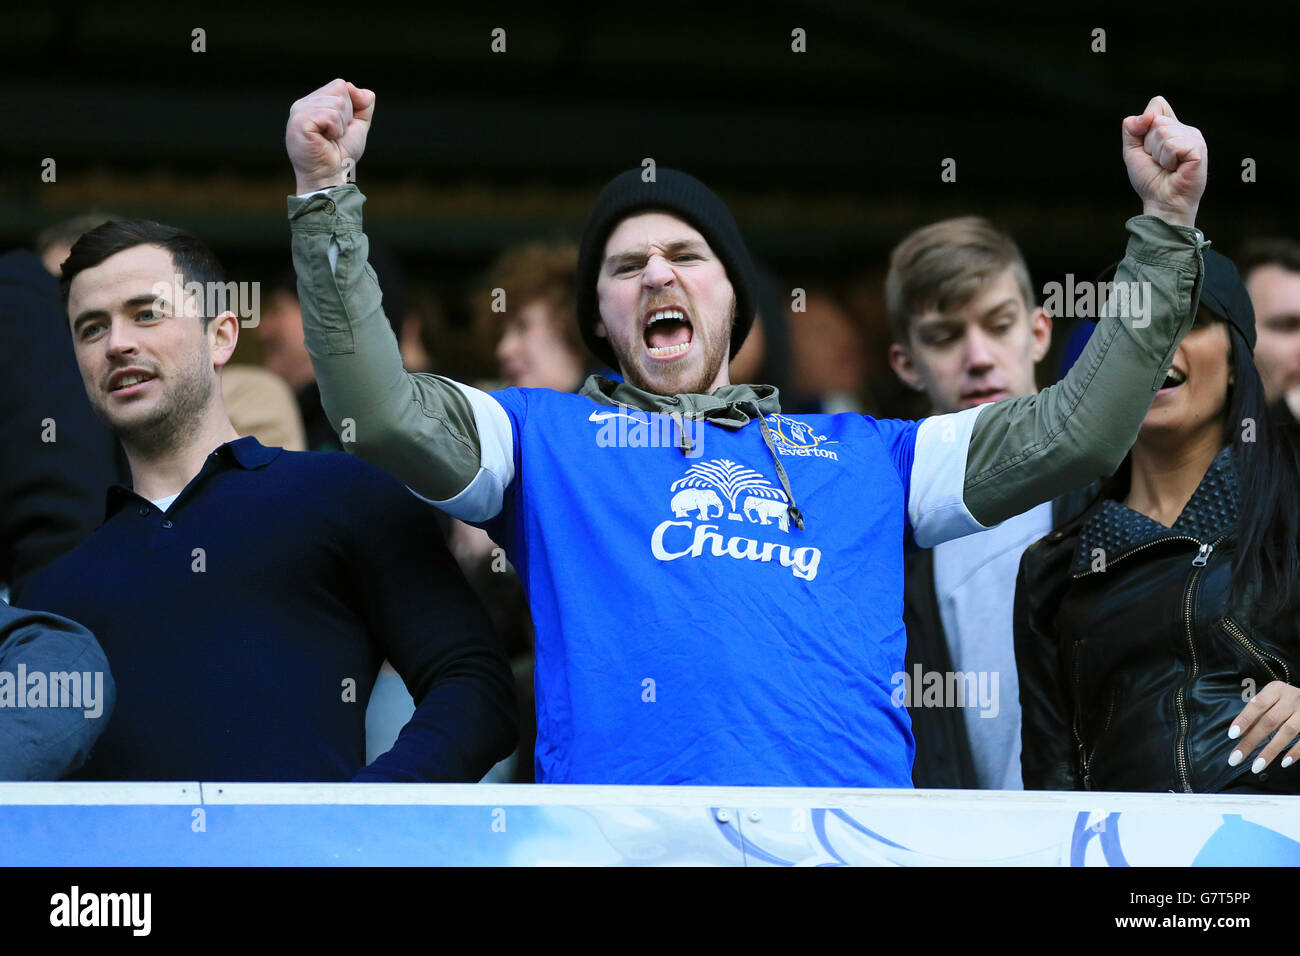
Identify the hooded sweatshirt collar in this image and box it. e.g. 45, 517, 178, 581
579, 374, 805, 530
579, 374, 782, 427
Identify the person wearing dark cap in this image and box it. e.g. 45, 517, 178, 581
286, 81, 1210, 787
1016, 249, 1300, 794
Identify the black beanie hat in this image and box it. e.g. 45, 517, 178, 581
575, 168, 757, 371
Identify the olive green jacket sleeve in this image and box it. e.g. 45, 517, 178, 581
960, 215, 1207, 527
290, 187, 1207, 538
288, 185, 492, 507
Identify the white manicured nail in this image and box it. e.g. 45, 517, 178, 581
1228, 750, 1243, 767
1282, 756, 1293, 769
1228, 725, 1241, 740
1252, 757, 1267, 774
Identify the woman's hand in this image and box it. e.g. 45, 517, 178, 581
1228, 681, 1300, 773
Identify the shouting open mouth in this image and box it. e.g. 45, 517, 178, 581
644, 305, 694, 361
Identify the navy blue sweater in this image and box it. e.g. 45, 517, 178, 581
21, 437, 517, 782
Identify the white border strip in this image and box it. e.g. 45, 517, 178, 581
0, 782, 200, 805
195, 783, 1300, 810
0, 782, 1293, 811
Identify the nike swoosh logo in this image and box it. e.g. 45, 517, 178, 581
588, 410, 652, 423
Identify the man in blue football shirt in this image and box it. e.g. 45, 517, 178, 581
285, 81, 1209, 787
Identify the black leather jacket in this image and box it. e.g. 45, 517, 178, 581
1015, 446, 1300, 794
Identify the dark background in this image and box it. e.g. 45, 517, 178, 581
6, 0, 1297, 394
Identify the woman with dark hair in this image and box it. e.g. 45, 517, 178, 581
1016, 249, 1300, 793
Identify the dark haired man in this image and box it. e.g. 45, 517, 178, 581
21, 219, 516, 781
285, 81, 1209, 787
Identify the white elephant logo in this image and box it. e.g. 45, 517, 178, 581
671, 488, 724, 519
743, 495, 790, 532
667, 459, 792, 532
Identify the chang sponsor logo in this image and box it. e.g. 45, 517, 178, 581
649, 459, 821, 580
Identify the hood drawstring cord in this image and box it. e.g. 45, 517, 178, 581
670, 410, 694, 455
655, 391, 803, 531
750, 402, 805, 531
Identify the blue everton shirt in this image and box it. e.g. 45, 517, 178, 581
432, 385, 988, 787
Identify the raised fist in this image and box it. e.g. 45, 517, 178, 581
1122, 96, 1207, 228
286, 79, 376, 194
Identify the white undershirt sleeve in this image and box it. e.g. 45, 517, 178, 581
408, 382, 517, 523
908, 403, 996, 548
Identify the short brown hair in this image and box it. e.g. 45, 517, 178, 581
473, 241, 582, 356
885, 216, 1035, 345
59, 218, 226, 332
1237, 236, 1300, 280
